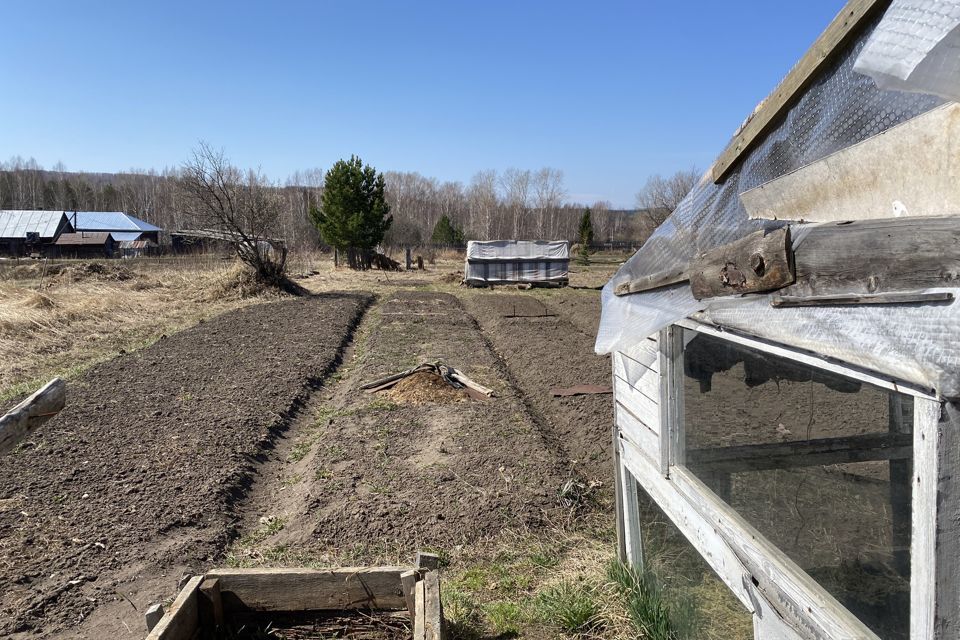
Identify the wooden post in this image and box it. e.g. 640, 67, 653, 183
144, 603, 165, 632
612, 356, 628, 563
912, 399, 960, 638
334, 247, 339, 267
406, 247, 412, 270
889, 394, 912, 576
0, 378, 66, 454
400, 569, 418, 619
198, 577, 224, 636
416, 552, 441, 571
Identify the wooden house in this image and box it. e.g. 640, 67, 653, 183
53, 232, 117, 259
600, 1, 960, 638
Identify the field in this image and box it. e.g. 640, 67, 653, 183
2, 252, 697, 639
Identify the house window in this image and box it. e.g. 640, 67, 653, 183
680, 328, 912, 639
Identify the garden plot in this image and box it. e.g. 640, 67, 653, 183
0, 293, 371, 639
230, 291, 572, 567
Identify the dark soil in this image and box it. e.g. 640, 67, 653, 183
237, 291, 573, 564
0, 293, 371, 638
463, 292, 614, 484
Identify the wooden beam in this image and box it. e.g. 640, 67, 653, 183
0, 377, 66, 454
413, 579, 426, 640
144, 603, 165, 632
206, 567, 408, 612
711, 0, 890, 182
416, 552, 441, 571
782, 217, 960, 298
689, 228, 794, 300
400, 569, 418, 620
912, 399, 960, 638
422, 570, 444, 640
614, 267, 688, 296
770, 291, 954, 308
686, 431, 912, 473
198, 577, 224, 634
146, 575, 203, 640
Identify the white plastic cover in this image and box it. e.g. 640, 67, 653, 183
466, 240, 569, 261
854, 0, 960, 101
597, 12, 960, 397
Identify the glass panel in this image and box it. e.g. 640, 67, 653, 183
681, 329, 912, 640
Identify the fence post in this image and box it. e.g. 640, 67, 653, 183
405, 247, 412, 270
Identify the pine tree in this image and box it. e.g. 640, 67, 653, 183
430, 215, 465, 245
311, 156, 392, 269
577, 208, 594, 264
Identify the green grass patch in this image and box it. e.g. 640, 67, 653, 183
533, 580, 602, 634
607, 559, 699, 640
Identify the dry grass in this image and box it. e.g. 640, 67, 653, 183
0, 256, 291, 405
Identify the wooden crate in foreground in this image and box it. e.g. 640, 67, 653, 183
144, 562, 444, 640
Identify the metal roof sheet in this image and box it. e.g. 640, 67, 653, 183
110, 231, 146, 242
0, 210, 70, 239
69, 211, 161, 232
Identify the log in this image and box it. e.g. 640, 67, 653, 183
782, 217, 960, 298
688, 227, 794, 299
614, 267, 688, 296
0, 378, 66, 454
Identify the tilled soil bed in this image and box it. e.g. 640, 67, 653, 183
234, 291, 573, 564
0, 293, 371, 638
463, 291, 614, 484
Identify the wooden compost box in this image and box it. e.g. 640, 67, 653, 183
145, 561, 444, 640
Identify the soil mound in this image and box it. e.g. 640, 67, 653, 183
55, 261, 136, 283
384, 371, 469, 404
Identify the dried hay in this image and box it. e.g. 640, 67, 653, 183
384, 371, 469, 405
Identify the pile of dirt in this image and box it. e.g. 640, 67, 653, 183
54, 261, 137, 283
0, 293, 372, 638
384, 371, 469, 404
438, 271, 463, 284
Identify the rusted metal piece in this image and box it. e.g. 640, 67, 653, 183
550, 384, 613, 397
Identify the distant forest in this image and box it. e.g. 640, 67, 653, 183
0, 156, 662, 250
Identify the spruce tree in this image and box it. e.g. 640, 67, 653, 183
430, 215, 465, 245
577, 208, 594, 264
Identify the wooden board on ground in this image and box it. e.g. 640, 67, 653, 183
0, 377, 66, 455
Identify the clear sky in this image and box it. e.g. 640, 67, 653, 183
2, 1, 846, 207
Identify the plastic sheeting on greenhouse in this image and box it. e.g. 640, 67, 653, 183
465, 240, 569, 286
854, 0, 960, 101
596, 5, 960, 398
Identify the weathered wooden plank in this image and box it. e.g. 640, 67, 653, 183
146, 575, 203, 640
771, 291, 954, 308
689, 228, 794, 300
912, 399, 960, 639
669, 465, 879, 639
144, 603, 165, 632
614, 267, 688, 296
207, 567, 408, 612
0, 377, 66, 454
613, 377, 659, 433
782, 217, 960, 298
413, 578, 426, 640
613, 351, 659, 401
741, 103, 960, 223
620, 464, 644, 569
612, 359, 628, 563
400, 570, 418, 620
660, 326, 685, 474
686, 431, 913, 473
422, 571, 444, 640
616, 402, 659, 464
198, 577, 224, 633
711, 0, 890, 181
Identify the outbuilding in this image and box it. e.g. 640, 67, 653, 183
600, 2, 960, 639
53, 232, 117, 259
0, 210, 73, 257
464, 240, 569, 287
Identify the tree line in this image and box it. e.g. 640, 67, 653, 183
0, 155, 686, 250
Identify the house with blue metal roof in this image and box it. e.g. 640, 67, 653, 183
66, 211, 162, 244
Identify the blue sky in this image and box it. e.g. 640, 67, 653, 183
2, 1, 845, 207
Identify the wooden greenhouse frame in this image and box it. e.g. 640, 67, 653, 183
609, 0, 960, 638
